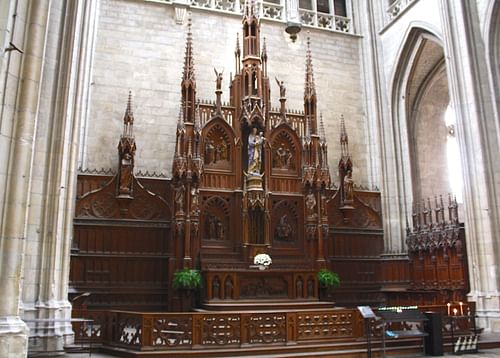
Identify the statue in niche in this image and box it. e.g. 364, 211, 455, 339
343, 170, 354, 204
307, 278, 314, 297
218, 138, 228, 161
214, 68, 223, 91
206, 214, 225, 240
274, 146, 286, 168
276, 214, 293, 241
305, 190, 317, 219
275, 77, 286, 98
216, 220, 225, 240
320, 192, 328, 218
224, 277, 233, 299
285, 149, 293, 169
205, 139, 215, 164
174, 184, 185, 213
207, 214, 216, 239
248, 127, 265, 174
119, 153, 133, 194
296, 278, 303, 298
212, 276, 220, 299
190, 187, 199, 215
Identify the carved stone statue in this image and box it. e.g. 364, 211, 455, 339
343, 170, 354, 203
248, 127, 265, 174
305, 191, 317, 218
119, 153, 133, 194
275, 77, 286, 98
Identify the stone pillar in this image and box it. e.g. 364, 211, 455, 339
21, 0, 100, 352
0, 0, 52, 356
354, 0, 407, 253
439, 0, 500, 331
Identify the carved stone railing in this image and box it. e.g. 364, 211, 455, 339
299, 10, 352, 33
386, 0, 418, 24
102, 308, 362, 350
147, 0, 353, 33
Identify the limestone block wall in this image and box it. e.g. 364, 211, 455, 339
81, 0, 370, 187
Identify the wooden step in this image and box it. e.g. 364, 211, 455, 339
100, 337, 424, 357
198, 299, 336, 311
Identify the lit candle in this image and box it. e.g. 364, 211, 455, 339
447, 303, 451, 316
453, 308, 458, 316
459, 302, 464, 316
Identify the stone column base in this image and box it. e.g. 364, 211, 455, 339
469, 292, 500, 332
0, 316, 28, 358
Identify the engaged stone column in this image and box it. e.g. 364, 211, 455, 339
0, 0, 51, 356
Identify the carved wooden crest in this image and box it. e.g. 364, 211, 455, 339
328, 190, 382, 229
75, 176, 171, 221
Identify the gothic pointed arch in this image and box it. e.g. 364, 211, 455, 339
201, 195, 231, 242
201, 117, 235, 172
269, 124, 301, 175
384, 25, 452, 251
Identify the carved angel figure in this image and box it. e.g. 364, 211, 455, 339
214, 68, 223, 91
275, 77, 286, 98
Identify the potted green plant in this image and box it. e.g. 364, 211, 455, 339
172, 268, 202, 311
172, 268, 203, 290
317, 268, 340, 300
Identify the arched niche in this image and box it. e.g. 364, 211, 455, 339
201, 195, 230, 243
270, 124, 301, 175
391, 27, 456, 210
202, 118, 235, 172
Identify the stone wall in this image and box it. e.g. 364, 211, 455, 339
82, 0, 369, 186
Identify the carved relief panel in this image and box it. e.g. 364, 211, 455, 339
203, 123, 232, 171
271, 130, 298, 173
201, 195, 230, 242
271, 198, 301, 246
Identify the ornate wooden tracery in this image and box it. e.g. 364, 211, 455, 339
70, 0, 470, 319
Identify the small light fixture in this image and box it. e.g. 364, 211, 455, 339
285, 21, 302, 42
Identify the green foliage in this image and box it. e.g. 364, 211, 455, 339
172, 268, 203, 290
317, 269, 340, 289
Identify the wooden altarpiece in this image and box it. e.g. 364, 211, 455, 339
69, 2, 469, 317
170, 8, 331, 309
